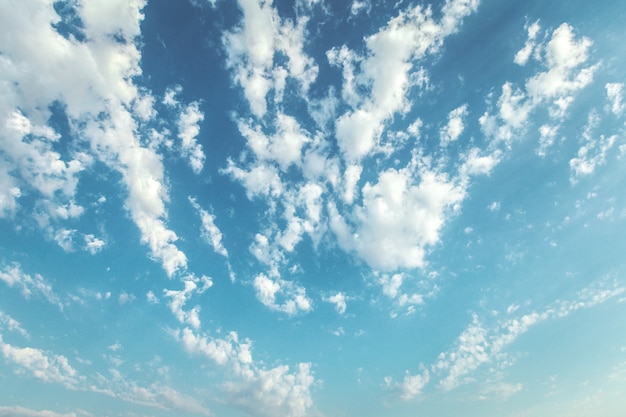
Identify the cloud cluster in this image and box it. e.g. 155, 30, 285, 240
0, 0, 211, 276
482, 22, 597, 150
385, 278, 624, 399
0, 263, 62, 309
221, 0, 484, 318
253, 273, 312, 316
0, 336, 80, 390
178, 327, 315, 417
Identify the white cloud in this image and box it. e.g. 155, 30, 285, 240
432, 279, 624, 391
108, 342, 122, 352
177, 101, 206, 174
340, 157, 465, 271
222, 160, 284, 199
92, 367, 211, 415
325, 292, 347, 314
537, 124, 560, 157
526, 23, 597, 117
239, 113, 310, 172
118, 292, 136, 305
569, 112, 617, 183
0, 337, 79, 390
440, 104, 468, 145
164, 275, 213, 329
189, 197, 229, 258
0, 406, 80, 417
84, 234, 106, 254
605, 82, 625, 115
178, 327, 315, 417
385, 369, 430, 400
435, 314, 490, 391
0, 311, 29, 338
514, 20, 541, 66
146, 291, 159, 304
223, 0, 318, 117
482, 22, 597, 151
253, 274, 312, 316
0, 263, 62, 309
477, 381, 523, 400
333, 2, 480, 162
0, 0, 190, 277
350, 0, 370, 16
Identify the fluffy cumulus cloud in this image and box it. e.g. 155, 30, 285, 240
385, 369, 430, 400
253, 273, 312, 316
325, 292, 347, 314
337, 156, 466, 271
333, 0, 478, 162
440, 104, 469, 145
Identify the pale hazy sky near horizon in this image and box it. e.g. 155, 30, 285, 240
1, 1, 626, 416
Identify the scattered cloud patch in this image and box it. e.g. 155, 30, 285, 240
253, 274, 312, 316
0, 263, 62, 309
605, 82, 625, 116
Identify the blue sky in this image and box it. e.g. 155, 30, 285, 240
1, 0, 626, 416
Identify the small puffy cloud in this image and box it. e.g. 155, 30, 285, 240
253, 274, 312, 316
605, 82, 625, 115
537, 124, 560, 157
488, 201, 501, 212
325, 292, 347, 314
0, 406, 80, 417
440, 104, 468, 145
385, 369, 430, 400
222, 161, 284, 199
84, 234, 106, 254
146, 291, 159, 304
239, 114, 310, 172
177, 101, 206, 174
118, 292, 136, 305
350, 0, 370, 16
108, 342, 122, 352
514, 20, 541, 66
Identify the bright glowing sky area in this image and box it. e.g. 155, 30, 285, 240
1, 1, 626, 416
